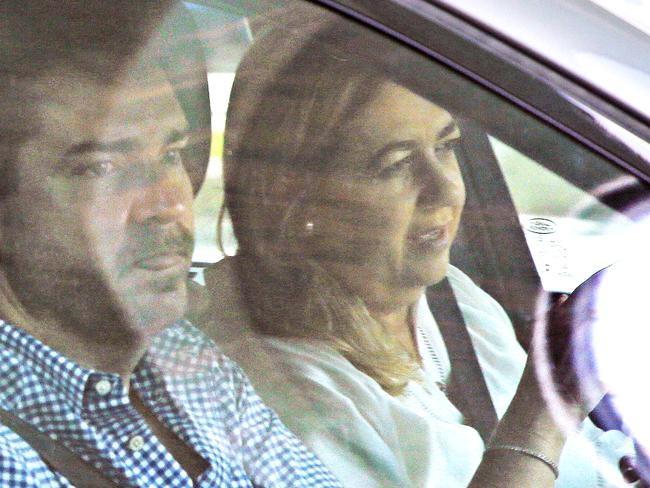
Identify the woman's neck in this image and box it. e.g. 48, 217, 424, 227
370, 304, 420, 361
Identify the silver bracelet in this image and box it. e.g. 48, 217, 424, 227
485, 444, 560, 479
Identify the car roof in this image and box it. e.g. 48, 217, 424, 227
432, 0, 650, 122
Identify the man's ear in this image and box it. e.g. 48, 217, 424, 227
0, 231, 29, 330
0, 183, 20, 263
0, 196, 7, 246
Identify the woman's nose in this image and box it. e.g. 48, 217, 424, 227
415, 148, 465, 208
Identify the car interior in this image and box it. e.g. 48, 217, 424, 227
7, 0, 650, 486
188, 0, 648, 347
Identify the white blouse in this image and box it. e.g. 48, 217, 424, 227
201, 261, 632, 488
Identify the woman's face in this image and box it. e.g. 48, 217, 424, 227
299, 81, 466, 312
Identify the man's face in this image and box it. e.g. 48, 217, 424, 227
0, 59, 194, 340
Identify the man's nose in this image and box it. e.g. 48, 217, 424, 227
415, 148, 465, 208
130, 165, 193, 225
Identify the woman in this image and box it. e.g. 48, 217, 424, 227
196, 5, 630, 487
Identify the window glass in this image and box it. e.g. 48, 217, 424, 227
6, 0, 650, 486
188, 1, 246, 265
192, 72, 236, 265
180, 2, 650, 487
492, 136, 634, 292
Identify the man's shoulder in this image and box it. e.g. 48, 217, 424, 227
0, 424, 58, 486
0, 327, 40, 407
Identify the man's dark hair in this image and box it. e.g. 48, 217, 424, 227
0, 0, 210, 198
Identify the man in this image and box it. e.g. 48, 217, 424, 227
0, 1, 341, 486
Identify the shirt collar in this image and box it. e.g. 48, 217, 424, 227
0, 319, 207, 415
141, 320, 212, 376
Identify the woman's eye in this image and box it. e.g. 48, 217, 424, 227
377, 149, 415, 179
161, 148, 183, 167
67, 159, 116, 178
434, 138, 461, 159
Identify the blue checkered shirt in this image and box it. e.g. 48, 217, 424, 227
0, 320, 342, 487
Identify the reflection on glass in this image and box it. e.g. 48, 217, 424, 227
193, 4, 641, 487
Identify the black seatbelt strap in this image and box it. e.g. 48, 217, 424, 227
0, 408, 119, 487
426, 278, 498, 442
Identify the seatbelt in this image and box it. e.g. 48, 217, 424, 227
426, 278, 498, 442
0, 408, 119, 487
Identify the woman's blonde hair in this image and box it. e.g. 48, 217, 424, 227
222, 5, 419, 395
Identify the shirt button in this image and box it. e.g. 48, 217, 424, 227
128, 435, 145, 452
94, 379, 112, 396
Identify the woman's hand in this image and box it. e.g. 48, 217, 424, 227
469, 269, 612, 488
469, 350, 567, 487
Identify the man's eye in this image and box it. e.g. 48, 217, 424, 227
68, 160, 116, 178
161, 149, 183, 167
434, 138, 461, 159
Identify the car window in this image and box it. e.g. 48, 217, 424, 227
192, 71, 236, 267
183, 1, 650, 486
190, 0, 646, 293
492, 136, 635, 293
6, 0, 650, 486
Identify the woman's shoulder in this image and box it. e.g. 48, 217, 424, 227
443, 265, 524, 364
446, 265, 513, 326
236, 334, 422, 451
447, 265, 498, 307
253, 336, 392, 402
